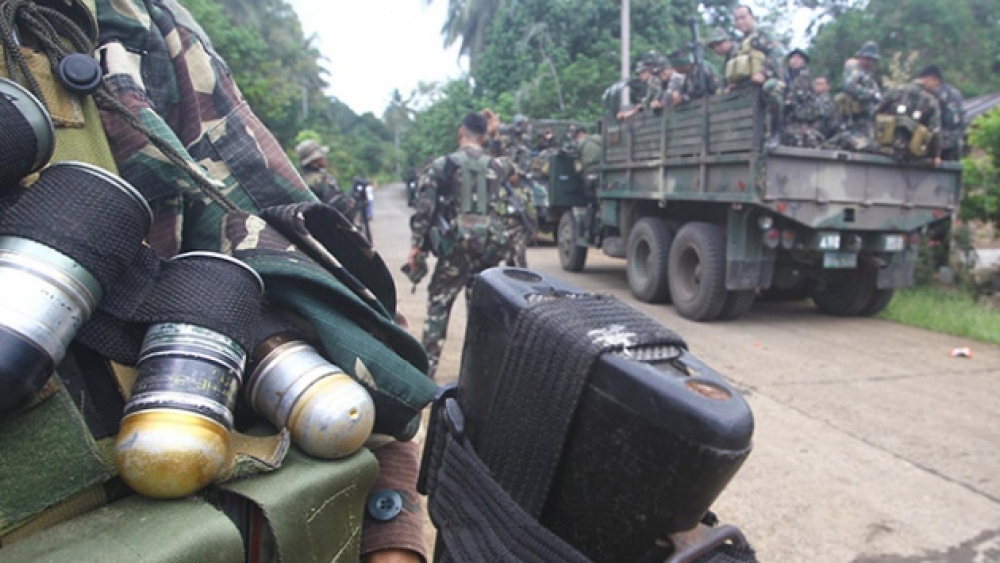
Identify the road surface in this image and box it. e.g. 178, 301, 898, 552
373, 183, 1000, 562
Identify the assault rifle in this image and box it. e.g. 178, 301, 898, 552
688, 18, 708, 101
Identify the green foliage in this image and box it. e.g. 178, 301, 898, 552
807, 0, 1000, 95
402, 79, 480, 168
879, 286, 1000, 345
960, 108, 1000, 227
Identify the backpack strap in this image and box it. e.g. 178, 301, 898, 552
457, 151, 490, 215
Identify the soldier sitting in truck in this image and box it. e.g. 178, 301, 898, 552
872, 78, 943, 166
669, 48, 720, 103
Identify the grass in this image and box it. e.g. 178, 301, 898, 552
879, 286, 1000, 345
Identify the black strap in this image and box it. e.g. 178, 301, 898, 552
477, 294, 686, 518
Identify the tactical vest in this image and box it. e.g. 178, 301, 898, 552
431, 151, 509, 263
725, 34, 766, 84
873, 86, 936, 158
835, 92, 865, 119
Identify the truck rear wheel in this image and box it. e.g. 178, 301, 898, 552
859, 289, 894, 317
718, 290, 756, 320
668, 222, 728, 321
813, 266, 876, 316
558, 210, 587, 272
627, 217, 673, 303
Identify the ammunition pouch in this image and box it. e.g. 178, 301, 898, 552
835, 92, 864, 118
874, 114, 896, 145
908, 123, 932, 157
725, 51, 765, 84
455, 213, 509, 266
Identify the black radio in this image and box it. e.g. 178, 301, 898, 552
455, 267, 754, 562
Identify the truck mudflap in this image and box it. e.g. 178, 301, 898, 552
727, 259, 774, 291
876, 251, 917, 289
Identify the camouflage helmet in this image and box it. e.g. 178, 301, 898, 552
634, 60, 651, 74
856, 41, 881, 60
705, 27, 730, 48
654, 56, 672, 73
513, 113, 528, 125
668, 49, 693, 69
295, 139, 328, 166
644, 49, 663, 66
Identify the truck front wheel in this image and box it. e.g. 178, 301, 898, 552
668, 222, 728, 321
627, 218, 673, 303
558, 211, 587, 272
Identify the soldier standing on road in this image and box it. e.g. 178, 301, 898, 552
296, 139, 356, 216
826, 42, 882, 151
728, 5, 786, 149
498, 159, 537, 268
781, 49, 825, 148
916, 65, 966, 161
408, 112, 512, 379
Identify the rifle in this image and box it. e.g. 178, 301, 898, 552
688, 18, 707, 100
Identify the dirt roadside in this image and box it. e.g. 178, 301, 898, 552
375, 184, 1000, 562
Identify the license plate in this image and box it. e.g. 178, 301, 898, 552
823, 252, 857, 269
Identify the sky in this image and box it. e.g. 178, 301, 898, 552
286, 0, 465, 116
284, 1, 817, 117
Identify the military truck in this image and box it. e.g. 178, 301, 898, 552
553, 89, 962, 321
520, 119, 587, 238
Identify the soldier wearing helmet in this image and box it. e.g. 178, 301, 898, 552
825, 41, 883, 152
296, 139, 355, 216
617, 54, 660, 120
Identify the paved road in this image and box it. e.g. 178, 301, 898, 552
373, 183, 1000, 562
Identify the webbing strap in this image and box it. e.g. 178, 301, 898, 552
477, 294, 686, 518
458, 153, 489, 214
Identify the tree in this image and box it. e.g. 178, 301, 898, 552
428, 0, 509, 73
807, 0, 1000, 96
961, 109, 1000, 231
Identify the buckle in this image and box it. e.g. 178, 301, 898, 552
664, 523, 749, 563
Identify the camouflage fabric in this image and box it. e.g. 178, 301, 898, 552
933, 82, 966, 159
410, 145, 511, 378
837, 59, 881, 138
640, 73, 662, 111
94, 1, 435, 555
501, 176, 536, 268
782, 66, 824, 147
575, 133, 602, 197
679, 62, 721, 101
812, 91, 841, 139
302, 166, 356, 216
725, 27, 785, 110
872, 82, 942, 160
658, 71, 686, 107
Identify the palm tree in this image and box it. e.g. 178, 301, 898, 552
426, 0, 508, 73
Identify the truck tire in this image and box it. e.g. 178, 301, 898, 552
812, 267, 875, 316
859, 289, 894, 317
558, 210, 587, 272
627, 217, 673, 303
718, 290, 756, 320
668, 222, 728, 321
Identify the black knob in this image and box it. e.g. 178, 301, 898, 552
57, 54, 103, 95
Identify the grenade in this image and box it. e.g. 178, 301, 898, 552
248, 332, 375, 459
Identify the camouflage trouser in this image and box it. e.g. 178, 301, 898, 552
503, 217, 530, 268
421, 249, 491, 379
824, 119, 873, 152
761, 78, 786, 113
781, 123, 825, 148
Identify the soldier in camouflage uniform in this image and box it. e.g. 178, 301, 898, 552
916, 65, 966, 161
706, 27, 735, 90
825, 42, 882, 151
408, 112, 511, 379
652, 57, 685, 110
812, 76, 840, 139
295, 139, 357, 217
497, 159, 537, 268
617, 58, 660, 120
781, 49, 825, 148
671, 48, 720, 103
730, 5, 786, 149
93, 2, 432, 560
872, 79, 943, 165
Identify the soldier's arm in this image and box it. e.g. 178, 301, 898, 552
409, 161, 443, 249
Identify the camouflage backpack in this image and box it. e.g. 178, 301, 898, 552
453, 151, 509, 265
